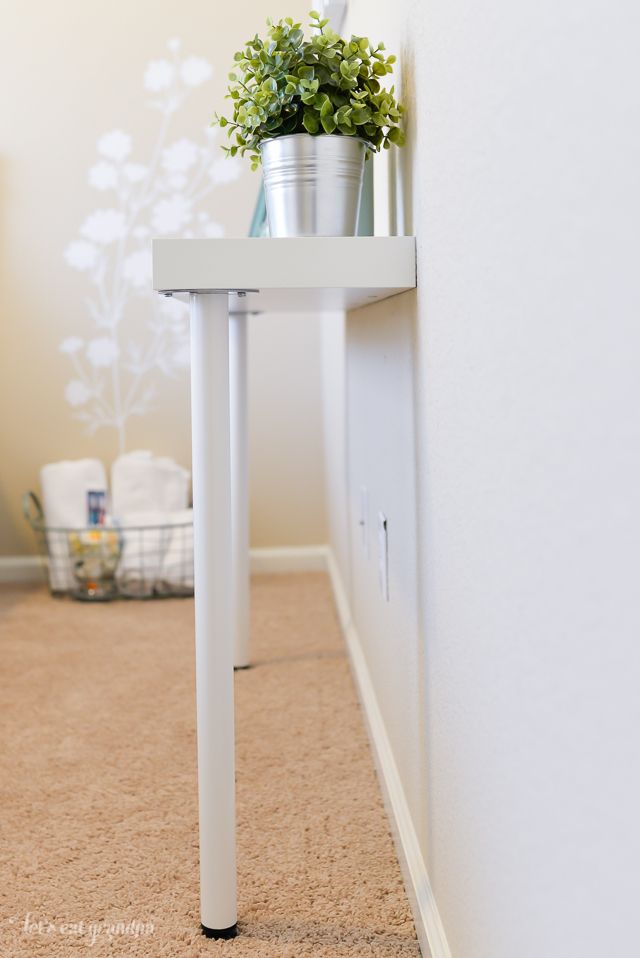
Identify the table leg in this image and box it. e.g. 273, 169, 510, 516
189, 292, 237, 939
230, 312, 250, 669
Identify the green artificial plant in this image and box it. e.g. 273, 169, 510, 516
213, 12, 405, 169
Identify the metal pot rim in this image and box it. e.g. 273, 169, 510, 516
259, 132, 370, 152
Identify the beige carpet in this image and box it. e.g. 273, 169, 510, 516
0, 573, 419, 957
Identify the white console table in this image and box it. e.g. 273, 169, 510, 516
152, 236, 416, 938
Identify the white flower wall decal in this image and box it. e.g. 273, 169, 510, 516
144, 60, 176, 92
162, 138, 199, 173
86, 338, 119, 367
59, 336, 84, 354
89, 162, 119, 191
62, 39, 241, 451
180, 57, 213, 87
97, 130, 133, 161
80, 209, 127, 244
64, 242, 98, 271
65, 380, 93, 406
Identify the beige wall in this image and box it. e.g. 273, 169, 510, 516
249, 312, 327, 547
0, 0, 325, 555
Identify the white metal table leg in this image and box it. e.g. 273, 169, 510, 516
230, 312, 250, 669
189, 292, 237, 939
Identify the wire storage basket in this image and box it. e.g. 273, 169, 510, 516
23, 492, 194, 601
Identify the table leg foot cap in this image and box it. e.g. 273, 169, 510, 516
201, 923, 237, 940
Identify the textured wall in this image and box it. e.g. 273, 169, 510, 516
324, 1, 640, 956
0, 0, 324, 554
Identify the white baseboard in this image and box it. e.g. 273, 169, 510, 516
249, 545, 329, 574
0, 556, 46, 584
326, 549, 452, 958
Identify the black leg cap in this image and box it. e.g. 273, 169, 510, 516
201, 923, 237, 940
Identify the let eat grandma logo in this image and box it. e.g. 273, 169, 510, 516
8, 912, 155, 946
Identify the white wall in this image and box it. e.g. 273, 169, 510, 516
324, 1, 640, 956
345, 299, 426, 845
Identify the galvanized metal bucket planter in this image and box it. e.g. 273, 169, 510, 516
260, 134, 367, 237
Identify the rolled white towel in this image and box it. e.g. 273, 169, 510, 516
111, 451, 190, 517
115, 511, 173, 598
39, 459, 107, 592
156, 509, 194, 595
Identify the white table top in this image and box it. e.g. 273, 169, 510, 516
153, 237, 416, 313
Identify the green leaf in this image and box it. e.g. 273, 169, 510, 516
352, 106, 372, 125
321, 113, 336, 134
320, 96, 333, 118
310, 9, 320, 18
302, 110, 320, 133
388, 125, 405, 145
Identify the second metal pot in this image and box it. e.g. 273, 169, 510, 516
260, 134, 367, 237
